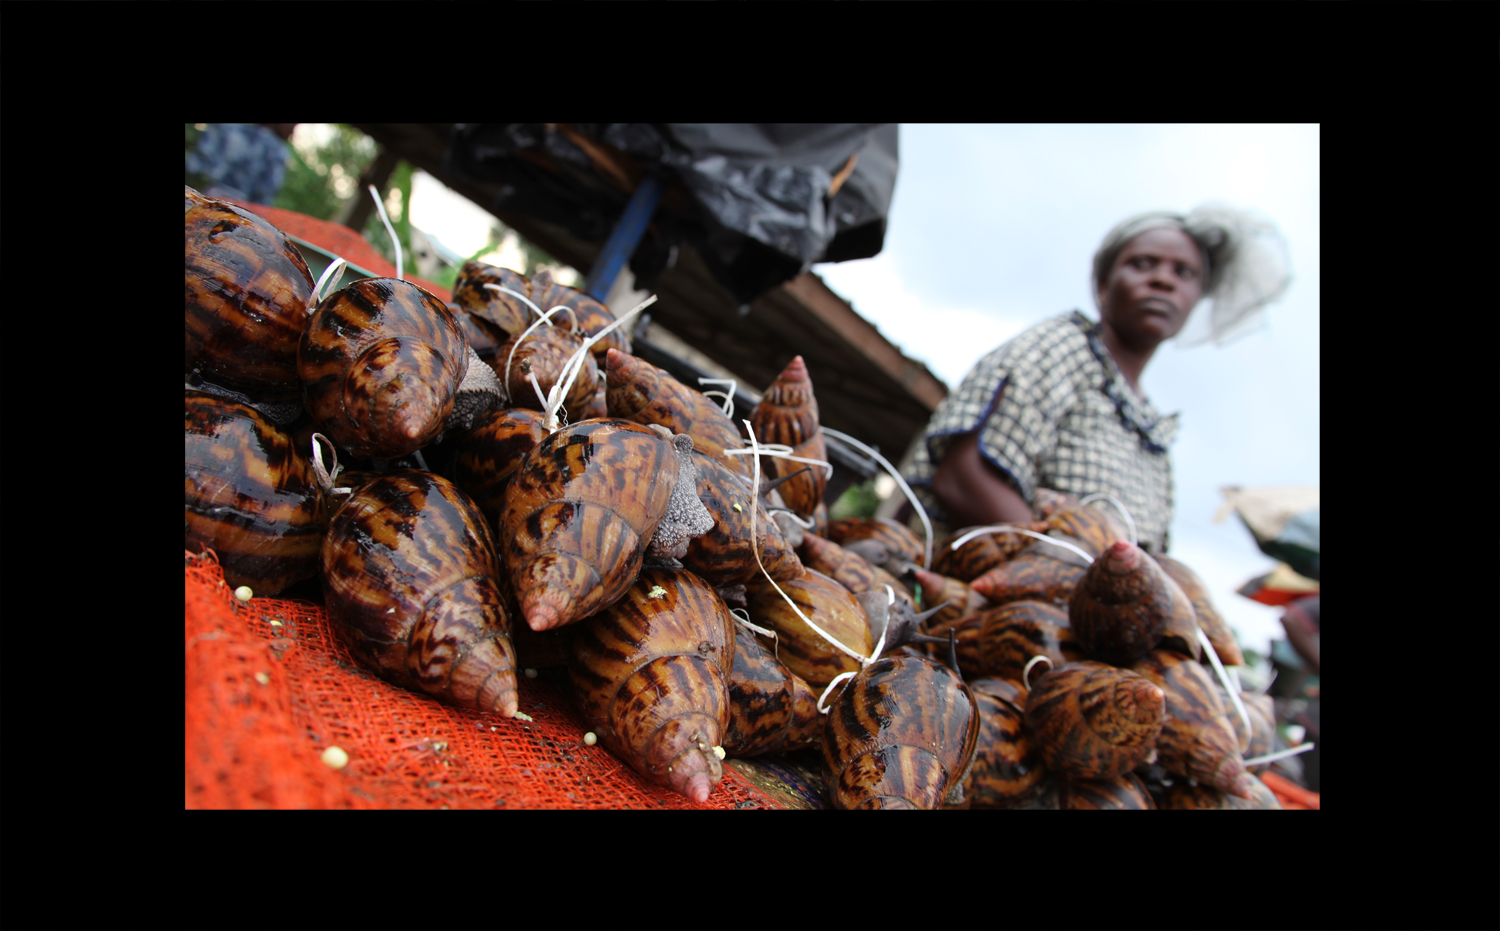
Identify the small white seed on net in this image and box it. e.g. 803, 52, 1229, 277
524, 668, 538, 678
514, 712, 534, 722
234, 586, 253, 602
254, 672, 271, 686
321, 746, 349, 770
268, 619, 283, 627
583, 732, 597, 746
713, 746, 726, 760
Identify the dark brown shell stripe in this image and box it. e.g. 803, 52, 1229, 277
1045, 505, 1130, 559
964, 679, 1045, 807
491, 324, 599, 420
938, 599, 1079, 682
321, 470, 516, 715
1024, 662, 1163, 779
299, 278, 466, 458
823, 655, 980, 809
747, 572, 872, 691
185, 190, 314, 399
724, 623, 821, 756
682, 451, 803, 587
452, 407, 551, 530
451, 262, 538, 337
605, 350, 752, 478
933, 522, 1051, 581
503, 421, 678, 629
184, 392, 325, 595
1129, 651, 1237, 777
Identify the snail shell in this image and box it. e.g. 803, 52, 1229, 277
1043, 503, 1132, 559
185, 186, 315, 401
748, 355, 827, 517
568, 567, 733, 803
681, 451, 804, 588
968, 548, 1089, 608
451, 261, 538, 337
1128, 648, 1256, 799
908, 567, 988, 630
1069, 541, 1200, 665
821, 653, 981, 809
185, 389, 328, 596
1159, 774, 1281, 810
524, 268, 632, 362
825, 517, 924, 573
926, 599, 1083, 683
604, 348, 752, 478
1022, 661, 1165, 780
962, 678, 1047, 809
299, 278, 469, 460
1152, 553, 1244, 666
798, 533, 915, 611
450, 406, 552, 531
491, 323, 600, 422
500, 419, 711, 632
320, 470, 518, 717
1059, 772, 1157, 810
1032, 487, 1081, 520
932, 522, 1052, 582
745, 569, 873, 694
723, 621, 822, 757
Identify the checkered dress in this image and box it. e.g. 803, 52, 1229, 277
904, 311, 1178, 553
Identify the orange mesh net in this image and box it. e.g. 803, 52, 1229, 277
185, 549, 781, 809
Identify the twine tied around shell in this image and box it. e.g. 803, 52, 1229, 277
739, 420, 887, 714
820, 427, 936, 572
309, 433, 351, 498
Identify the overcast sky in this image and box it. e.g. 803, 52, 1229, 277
387, 123, 1319, 662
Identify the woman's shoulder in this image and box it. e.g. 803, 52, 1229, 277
972, 311, 1097, 383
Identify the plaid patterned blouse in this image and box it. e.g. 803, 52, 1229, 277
905, 311, 1179, 553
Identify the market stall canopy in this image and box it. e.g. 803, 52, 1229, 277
1216, 485, 1320, 582
350, 122, 944, 470
1236, 562, 1319, 607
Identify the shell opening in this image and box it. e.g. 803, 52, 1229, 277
366, 185, 402, 282
820, 426, 934, 571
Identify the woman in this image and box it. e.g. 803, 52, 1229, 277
903, 205, 1291, 554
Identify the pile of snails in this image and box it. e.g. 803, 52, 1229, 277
185, 186, 1286, 808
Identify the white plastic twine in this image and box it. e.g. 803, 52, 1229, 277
1078, 493, 1138, 548
697, 378, 737, 419
367, 185, 402, 282
310, 434, 352, 497
820, 426, 934, 572
1023, 654, 1053, 691
1200, 626, 1254, 738
963, 525, 1097, 566
739, 419, 884, 713
309, 257, 348, 310
728, 607, 777, 641
1243, 742, 1316, 768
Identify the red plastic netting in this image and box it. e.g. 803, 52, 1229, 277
185, 549, 780, 809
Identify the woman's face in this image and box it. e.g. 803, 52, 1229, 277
1097, 228, 1205, 349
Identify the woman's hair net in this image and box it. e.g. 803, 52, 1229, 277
1092, 203, 1293, 347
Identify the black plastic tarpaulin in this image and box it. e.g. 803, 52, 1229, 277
444, 123, 899, 305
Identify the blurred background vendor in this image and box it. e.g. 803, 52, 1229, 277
903, 204, 1291, 554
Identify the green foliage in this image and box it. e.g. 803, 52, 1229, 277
829, 481, 882, 521
275, 124, 377, 221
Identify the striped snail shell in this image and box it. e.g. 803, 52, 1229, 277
491, 323, 599, 422
320, 470, 519, 717
450, 261, 538, 337
185, 389, 329, 596
1059, 772, 1157, 810
1069, 541, 1200, 666
799, 533, 915, 612
748, 355, 827, 517
568, 567, 733, 803
723, 620, 822, 757
968, 547, 1089, 608
1159, 774, 1280, 810
821, 653, 981, 809
1128, 648, 1256, 799
933, 522, 1051, 582
1022, 661, 1165, 780
299, 278, 470, 460
908, 567, 988, 631
745, 569, 873, 694
1152, 553, 1244, 666
1032, 487, 1081, 520
450, 406, 552, 531
1043, 503, 1132, 559
500, 419, 712, 632
824, 517, 924, 574
604, 348, 752, 478
185, 186, 315, 402
524, 268, 632, 362
681, 451, 804, 588
961, 678, 1047, 809
925, 599, 1083, 683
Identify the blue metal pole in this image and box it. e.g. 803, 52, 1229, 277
585, 173, 665, 302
